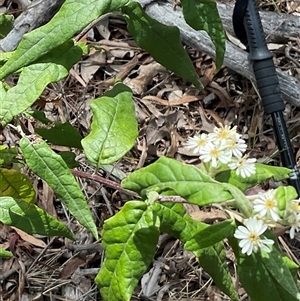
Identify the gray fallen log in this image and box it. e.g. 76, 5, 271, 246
1, 0, 300, 106
0, 0, 64, 52
217, 1, 300, 43
140, 0, 300, 107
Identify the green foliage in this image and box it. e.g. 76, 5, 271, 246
122, 156, 233, 204
153, 202, 239, 301
95, 201, 160, 301
0, 145, 18, 166
275, 186, 298, 211
0, 41, 82, 126
0, 168, 36, 203
1, 0, 298, 301
81, 82, 138, 167
59, 151, 80, 169
180, 0, 225, 69
20, 137, 98, 239
122, 1, 202, 89
0, 0, 128, 80
0, 13, 14, 39
237, 249, 300, 301
0, 196, 74, 239
0, 248, 13, 258
216, 163, 292, 191
199, 242, 240, 301
35, 121, 83, 149
184, 219, 235, 249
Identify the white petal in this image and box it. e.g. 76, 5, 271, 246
290, 227, 295, 239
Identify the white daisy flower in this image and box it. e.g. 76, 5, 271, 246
234, 217, 274, 255
186, 133, 210, 154
228, 156, 256, 178
284, 200, 300, 239
199, 143, 232, 168
253, 189, 280, 222
287, 199, 300, 214
210, 124, 237, 146
286, 212, 300, 239
223, 133, 247, 158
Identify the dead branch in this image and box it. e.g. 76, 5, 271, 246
1, 0, 300, 106
217, 1, 300, 43
140, 0, 300, 107
0, 0, 64, 52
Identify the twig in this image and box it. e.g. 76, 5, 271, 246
71, 169, 138, 197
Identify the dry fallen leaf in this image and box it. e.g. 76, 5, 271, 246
11, 227, 46, 248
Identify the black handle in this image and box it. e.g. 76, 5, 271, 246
244, 0, 285, 114
243, 0, 300, 195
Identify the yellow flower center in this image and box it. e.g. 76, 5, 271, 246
265, 198, 276, 209
238, 158, 246, 166
217, 129, 231, 139
248, 232, 259, 242
210, 149, 219, 158
290, 202, 300, 212
197, 139, 206, 147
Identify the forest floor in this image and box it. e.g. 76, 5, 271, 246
1, 0, 300, 300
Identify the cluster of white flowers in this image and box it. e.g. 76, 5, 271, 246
186, 125, 300, 256
186, 124, 256, 178
234, 189, 300, 255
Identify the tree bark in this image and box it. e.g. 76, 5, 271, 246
140, 0, 300, 107
217, 1, 300, 43
1, 0, 300, 106
0, 0, 64, 52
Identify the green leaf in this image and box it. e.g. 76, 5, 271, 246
0, 196, 74, 239
216, 163, 291, 191
221, 182, 253, 218
184, 219, 235, 250
0, 145, 18, 166
0, 0, 127, 80
0, 168, 35, 203
275, 186, 298, 211
237, 249, 300, 301
0, 14, 14, 39
0, 81, 7, 98
122, 156, 232, 205
59, 151, 79, 169
0, 41, 82, 126
20, 137, 98, 239
35, 122, 83, 149
282, 256, 299, 280
81, 82, 138, 166
153, 202, 239, 301
27, 110, 52, 124
153, 202, 206, 242
199, 242, 239, 301
96, 201, 159, 301
122, 1, 202, 89
261, 249, 300, 301
0, 51, 14, 65
180, 0, 225, 69
0, 248, 13, 258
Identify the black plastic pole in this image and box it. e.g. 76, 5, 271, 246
242, 0, 300, 195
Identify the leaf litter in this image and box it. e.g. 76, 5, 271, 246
2, 1, 300, 300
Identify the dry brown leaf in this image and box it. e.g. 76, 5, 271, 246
11, 227, 46, 248
207, 81, 231, 107
142, 95, 200, 106
190, 208, 228, 223
199, 105, 215, 133
60, 257, 86, 279
124, 61, 166, 95
204, 109, 224, 125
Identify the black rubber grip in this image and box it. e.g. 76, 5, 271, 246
252, 59, 285, 114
